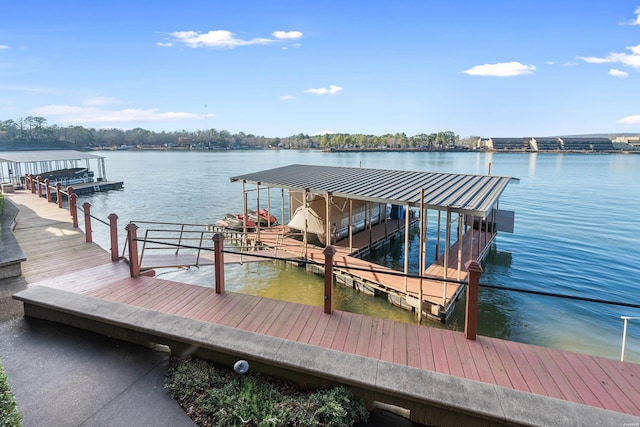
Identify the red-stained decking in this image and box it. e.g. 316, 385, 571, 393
7, 190, 640, 418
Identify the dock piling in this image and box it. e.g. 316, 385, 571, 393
126, 223, 140, 277
108, 213, 119, 261
464, 260, 483, 340
323, 245, 336, 314
213, 233, 225, 294
69, 194, 78, 228
83, 202, 92, 243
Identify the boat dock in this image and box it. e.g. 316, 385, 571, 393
5, 189, 640, 426
227, 164, 516, 322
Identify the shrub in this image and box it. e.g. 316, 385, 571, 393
0, 359, 22, 427
165, 357, 368, 427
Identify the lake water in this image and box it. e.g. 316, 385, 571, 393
77, 150, 640, 363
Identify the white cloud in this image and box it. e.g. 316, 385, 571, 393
0, 45, 9, 49
164, 29, 302, 49
609, 68, 629, 78
621, 6, 640, 25
305, 85, 343, 95
578, 44, 640, 70
617, 114, 640, 124
547, 61, 555, 65
273, 31, 303, 40
32, 104, 204, 124
280, 95, 295, 101
462, 62, 536, 77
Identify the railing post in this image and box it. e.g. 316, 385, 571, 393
108, 213, 119, 262
56, 183, 63, 208
29, 175, 36, 194
45, 179, 52, 202
126, 223, 140, 277
213, 233, 225, 293
83, 202, 92, 243
69, 194, 79, 228
25, 174, 31, 191
323, 245, 336, 314
464, 260, 483, 340
37, 176, 43, 198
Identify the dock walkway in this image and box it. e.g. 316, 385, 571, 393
6, 190, 640, 426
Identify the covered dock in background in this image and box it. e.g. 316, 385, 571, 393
0, 150, 122, 195
229, 164, 518, 322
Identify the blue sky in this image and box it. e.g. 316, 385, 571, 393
1, 1, 639, 138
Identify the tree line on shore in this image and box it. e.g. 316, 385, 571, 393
0, 116, 474, 151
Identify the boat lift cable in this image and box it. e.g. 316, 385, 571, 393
134, 238, 640, 310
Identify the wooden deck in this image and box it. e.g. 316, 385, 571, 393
7, 190, 640, 419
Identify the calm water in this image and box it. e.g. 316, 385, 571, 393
78, 150, 640, 363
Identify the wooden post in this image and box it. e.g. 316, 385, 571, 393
213, 233, 225, 294
37, 176, 43, 198
25, 174, 31, 191
126, 223, 140, 277
108, 213, 119, 261
323, 245, 336, 314
83, 202, 92, 243
464, 260, 483, 340
56, 183, 63, 208
69, 194, 79, 228
45, 179, 52, 202
30, 175, 36, 194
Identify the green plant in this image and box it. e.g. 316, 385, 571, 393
0, 359, 22, 427
165, 357, 368, 427
0, 193, 5, 217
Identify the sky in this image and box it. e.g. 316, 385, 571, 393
1, 1, 640, 138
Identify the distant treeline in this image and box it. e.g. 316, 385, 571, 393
0, 116, 471, 151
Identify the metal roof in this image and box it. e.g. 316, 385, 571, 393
0, 150, 104, 163
231, 164, 518, 217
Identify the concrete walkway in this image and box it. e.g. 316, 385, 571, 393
0, 316, 195, 427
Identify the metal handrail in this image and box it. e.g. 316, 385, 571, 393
620, 316, 640, 362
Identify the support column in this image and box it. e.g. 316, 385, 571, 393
69, 194, 79, 228
323, 245, 336, 314
83, 202, 92, 243
37, 176, 43, 198
464, 260, 483, 340
403, 203, 410, 292
213, 233, 225, 294
126, 223, 140, 277
45, 179, 52, 202
108, 214, 119, 261
56, 183, 63, 208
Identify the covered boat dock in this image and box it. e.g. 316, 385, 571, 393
0, 150, 122, 195
229, 164, 518, 322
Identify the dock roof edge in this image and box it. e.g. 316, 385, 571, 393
231, 164, 518, 218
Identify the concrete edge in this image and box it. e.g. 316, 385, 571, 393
13, 285, 640, 426
0, 198, 27, 274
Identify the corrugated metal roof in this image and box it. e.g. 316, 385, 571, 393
0, 150, 104, 162
231, 164, 518, 217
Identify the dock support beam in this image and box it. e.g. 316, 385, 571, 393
126, 223, 140, 277
108, 214, 119, 261
213, 233, 225, 294
464, 260, 483, 340
323, 245, 336, 314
